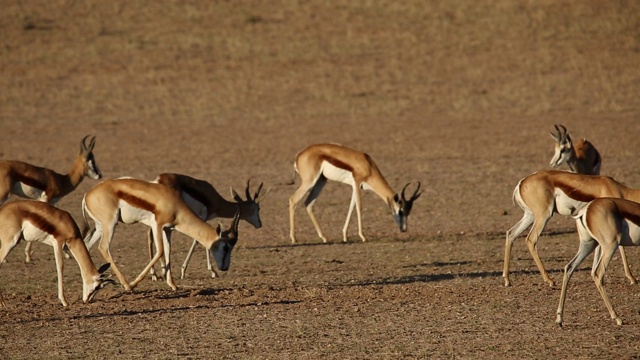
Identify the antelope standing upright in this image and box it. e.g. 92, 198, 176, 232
556, 197, 640, 326
549, 124, 601, 175
0, 135, 101, 262
504, 170, 640, 287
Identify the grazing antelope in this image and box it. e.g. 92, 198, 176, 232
504, 170, 640, 287
549, 124, 601, 175
289, 143, 421, 244
0, 200, 112, 307
82, 178, 241, 291
148, 173, 268, 280
0, 135, 102, 262
556, 198, 640, 326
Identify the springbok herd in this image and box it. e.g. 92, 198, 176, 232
1, 126, 639, 327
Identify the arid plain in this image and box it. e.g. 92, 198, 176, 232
1, 1, 640, 358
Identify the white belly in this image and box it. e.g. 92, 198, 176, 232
182, 192, 208, 220
118, 200, 154, 226
554, 189, 588, 216
22, 221, 55, 245
621, 220, 640, 246
321, 161, 355, 186
12, 182, 47, 202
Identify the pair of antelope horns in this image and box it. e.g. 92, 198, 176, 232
401, 181, 421, 201
551, 124, 568, 142
80, 135, 97, 153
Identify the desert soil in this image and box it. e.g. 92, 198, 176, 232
1, 1, 640, 359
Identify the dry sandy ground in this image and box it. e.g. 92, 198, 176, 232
1, 1, 640, 359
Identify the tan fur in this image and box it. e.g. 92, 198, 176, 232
0, 200, 110, 307
504, 170, 640, 287
289, 143, 420, 244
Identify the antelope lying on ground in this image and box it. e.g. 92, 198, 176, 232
148, 173, 268, 279
0, 135, 101, 262
0, 200, 112, 307
289, 143, 421, 244
82, 178, 241, 291
549, 124, 601, 175
556, 197, 640, 326
504, 170, 640, 287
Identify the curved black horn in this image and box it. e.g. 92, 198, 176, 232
410, 181, 422, 200
401, 182, 411, 201
253, 182, 264, 200
81, 135, 96, 153
245, 179, 252, 200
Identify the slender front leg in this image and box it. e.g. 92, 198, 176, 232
98, 225, 132, 291
205, 245, 218, 278
353, 186, 366, 242
24, 242, 33, 263
147, 228, 160, 281
180, 239, 199, 279
129, 224, 168, 290
342, 189, 357, 242
503, 212, 535, 286
52, 242, 68, 307
617, 246, 637, 285
0, 237, 17, 306
161, 228, 177, 290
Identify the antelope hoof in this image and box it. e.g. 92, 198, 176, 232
614, 317, 623, 326
503, 277, 511, 287
546, 279, 556, 287
629, 278, 637, 285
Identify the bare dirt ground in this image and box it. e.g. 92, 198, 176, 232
1, 0, 640, 358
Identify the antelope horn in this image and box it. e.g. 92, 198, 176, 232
253, 182, 264, 200
410, 181, 422, 200
245, 179, 252, 200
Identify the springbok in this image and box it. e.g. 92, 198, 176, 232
82, 178, 241, 291
0, 200, 112, 307
504, 170, 640, 287
0, 135, 101, 262
549, 124, 601, 175
289, 143, 421, 244
556, 197, 640, 326
148, 173, 268, 279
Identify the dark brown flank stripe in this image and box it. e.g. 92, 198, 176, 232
617, 201, 640, 228
554, 181, 598, 203
182, 187, 210, 205
116, 191, 155, 212
25, 211, 61, 238
320, 155, 353, 172
14, 172, 47, 191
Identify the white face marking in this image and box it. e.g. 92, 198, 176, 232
118, 200, 155, 226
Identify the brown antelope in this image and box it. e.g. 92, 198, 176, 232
504, 170, 640, 287
0, 200, 112, 307
82, 178, 241, 291
549, 124, 601, 175
556, 197, 640, 326
0, 135, 102, 262
289, 143, 421, 244
148, 173, 268, 280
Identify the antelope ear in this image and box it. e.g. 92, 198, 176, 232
393, 193, 400, 203
97, 263, 111, 273
230, 188, 243, 202
565, 133, 572, 144
216, 223, 222, 235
